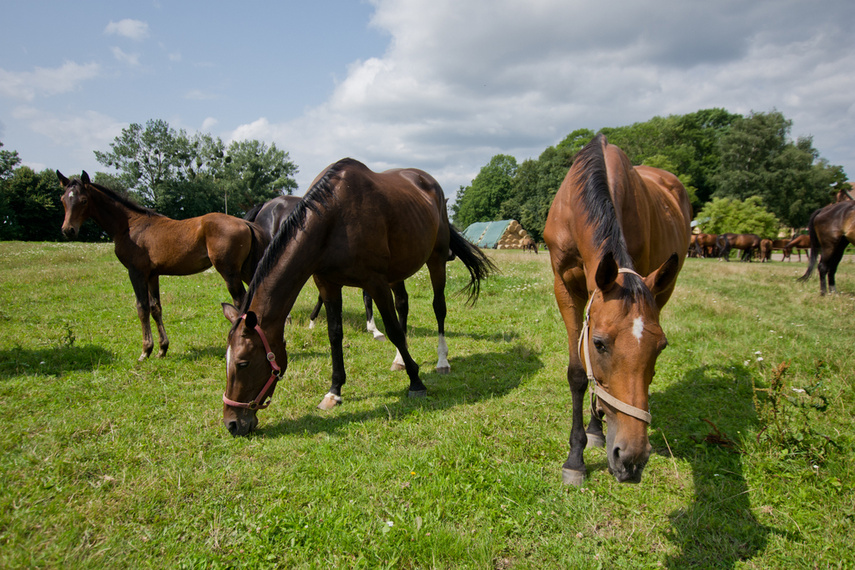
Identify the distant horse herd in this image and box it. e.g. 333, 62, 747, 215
55, 134, 854, 487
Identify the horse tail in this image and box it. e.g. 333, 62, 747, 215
242, 221, 269, 280
243, 203, 263, 222
798, 210, 821, 282
449, 226, 498, 304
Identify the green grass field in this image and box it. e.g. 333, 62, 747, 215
1, 241, 853, 569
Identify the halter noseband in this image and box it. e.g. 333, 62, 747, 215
578, 268, 653, 425
222, 315, 283, 411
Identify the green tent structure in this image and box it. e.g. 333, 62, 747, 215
461, 220, 534, 249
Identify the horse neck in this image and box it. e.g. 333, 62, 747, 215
87, 187, 135, 237
246, 212, 329, 331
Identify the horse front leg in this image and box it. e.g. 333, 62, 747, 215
148, 275, 169, 358
318, 286, 346, 410
128, 269, 154, 361
370, 284, 426, 397
389, 282, 409, 371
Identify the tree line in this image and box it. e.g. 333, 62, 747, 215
0, 119, 298, 241
451, 109, 849, 241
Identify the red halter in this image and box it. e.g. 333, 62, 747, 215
222, 314, 283, 411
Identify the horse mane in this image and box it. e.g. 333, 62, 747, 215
80, 178, 163, 218
574, 134, 649, 303
240, 158, 355, 313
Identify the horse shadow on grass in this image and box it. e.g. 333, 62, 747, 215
0, 345, 114, 379
651, 363, 790, 568
254, 343, 540, 439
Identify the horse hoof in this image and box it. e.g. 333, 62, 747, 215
562, 468, 586, 487
435, 365, 451, 374
373, 332, 386, 341
317, 393, 342, 410
138, 353, 149, 362
390, 362, 406, 372
408, 389, 427, 398
586, 433, 605, 448
309, 320, 316, 329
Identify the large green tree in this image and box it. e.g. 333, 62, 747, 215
0, 167, 64, 241
452, 154, 518, 229
94, 119, 297, 218
713, 110, 843, 228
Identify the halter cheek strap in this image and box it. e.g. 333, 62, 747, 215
578, 268, 653, 425
222, 315, 283, 411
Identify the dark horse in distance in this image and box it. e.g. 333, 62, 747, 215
58, 171, 268, 361
221, 158, 496, 436
244, 195, 385, 339
543, 134, 691, 485
798, 200, 855, 294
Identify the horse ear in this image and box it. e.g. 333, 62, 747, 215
57, 170, 69, 187
645, 253, 680, 298
222, 303, 241, 324
81, 171, 91, 184
595, 251, 618, 292
244, 311, 258, 329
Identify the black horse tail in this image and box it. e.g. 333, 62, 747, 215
241, 221, 269, 281
449, 226, 498, 304
243, 202, 263, 222
716, 234, 731, 261
798, 210, 821, 282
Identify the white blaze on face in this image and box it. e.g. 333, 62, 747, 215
226, 345, 232, 369
632, 317, 645, 343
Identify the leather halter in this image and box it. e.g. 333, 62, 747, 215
578, 268, 653, 424
222, 315, 283, 411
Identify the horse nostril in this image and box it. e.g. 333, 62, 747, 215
227, 420, 239, 436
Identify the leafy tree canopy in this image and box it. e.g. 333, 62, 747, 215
695, 196, 780, 237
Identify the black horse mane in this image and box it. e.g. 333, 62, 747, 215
574, 134, 649, 302
240, 158, 356, 313
77, 177, 163, 218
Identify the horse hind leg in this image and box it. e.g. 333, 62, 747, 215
148, 276, 169, 358
363, 289, 385, 341
427, 258, 450, 374
370, 283, 426, 397
129, 270, 156, 361
317, 288, 346, 410
389, 282, 409, 371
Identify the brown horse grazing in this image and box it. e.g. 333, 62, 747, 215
522, 236, 538, 253
245, 195, 386, 339
770, 238, 793, 261
221, 158, 496, 436
543, 134, 691, 485
58, 171, 268, 361
798, 201, 855, 294
694, 233, 719, 258
717, 233, 761, 261
784, 234, 810, 261
760, 238, 773, 262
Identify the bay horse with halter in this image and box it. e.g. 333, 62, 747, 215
244, 195, 385, 339
221, 158, 496, 436
58, 171, 268, 361
798, 200, 855, 294
543, 134, 691, 485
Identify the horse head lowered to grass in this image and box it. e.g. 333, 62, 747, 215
221, 158, 496, 436
543, 134, 691, 485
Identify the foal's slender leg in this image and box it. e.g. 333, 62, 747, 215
363, 289, 385, 340
148, 275, 169, 358
128, 269, 154, 361
427, 257, 450, 374
318, 287, 346, 410
390, 282, 409, 371
370, 284, 426, 396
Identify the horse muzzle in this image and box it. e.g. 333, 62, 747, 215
224, 410, 258, 437
606, 427, 652, 483
62, 225, 78, 239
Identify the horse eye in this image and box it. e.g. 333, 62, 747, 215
236, 361, 250, 370
593, 339, 608, 354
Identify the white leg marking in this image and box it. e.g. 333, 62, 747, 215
309, 319, 316, 329
391, 347, 406, 370
632, 317, 644, 343
367, 316, 385, 341
436, 334, 450, 373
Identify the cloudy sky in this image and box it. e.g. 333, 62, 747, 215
2, 0, 854, 201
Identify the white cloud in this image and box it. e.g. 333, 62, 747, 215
235, 0, 855, 195
111, 47, 141, 66
0, 61, 100, 101
104, 19, 150, 41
